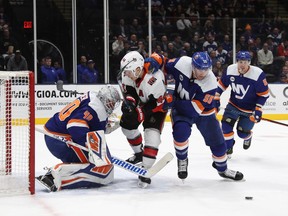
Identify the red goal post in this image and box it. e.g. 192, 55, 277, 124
0, 71, 35, 195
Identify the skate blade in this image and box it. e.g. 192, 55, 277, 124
137, 180, 149, 189
35, 177, 53, 192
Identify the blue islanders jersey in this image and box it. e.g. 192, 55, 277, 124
217, 63, 269, 111
45, 91, 108, 146
165, 56, 217, 116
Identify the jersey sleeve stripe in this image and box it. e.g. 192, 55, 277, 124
67, 119, 89, 129
256, 89, 269, 97
191, 99, 205, 114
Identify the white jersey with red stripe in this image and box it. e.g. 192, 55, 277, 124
121, 69, 167, 108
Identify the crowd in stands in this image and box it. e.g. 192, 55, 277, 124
1, 0, 288, 84
108, 0, 288, 84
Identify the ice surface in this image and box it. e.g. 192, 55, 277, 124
1, 121, 288, 216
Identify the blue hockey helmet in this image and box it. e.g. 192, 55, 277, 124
236, 51, 251, 62
192, 52, 212, 70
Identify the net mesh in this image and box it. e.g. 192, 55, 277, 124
0, 71, 34, 195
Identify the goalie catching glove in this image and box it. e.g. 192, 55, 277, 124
249, 106, 262, 123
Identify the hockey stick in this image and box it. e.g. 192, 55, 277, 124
35, 127, 173, 178
220, 107, 288, 127
56, 80, 84, 95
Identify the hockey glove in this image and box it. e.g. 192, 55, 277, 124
121, 95, 137, 113
249, 106, 262, 123
121, 95, 144, 123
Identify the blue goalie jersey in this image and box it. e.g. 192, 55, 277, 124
44, 91, 108, 147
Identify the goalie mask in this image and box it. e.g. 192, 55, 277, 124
120, 51, 144, 79
97, 86, 121, 115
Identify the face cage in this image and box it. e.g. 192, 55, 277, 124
105, 99, 120, 115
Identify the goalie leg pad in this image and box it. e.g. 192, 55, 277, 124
51, 163, 114, 190
86, 130, 112, 166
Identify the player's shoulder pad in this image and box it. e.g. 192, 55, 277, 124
174, 56, 193, 79
88, 91, 107, 122
245, 65, 264, 81
195, 70, 217, 93
226, 63, 238, 76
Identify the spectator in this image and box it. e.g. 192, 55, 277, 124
176, 13, 193, 40
221, 34, 233, 55
236, 36, 248, 52
215, 45, 229, 66
257, 43, 274, 74
167, 42, 179, 59
203, 34, 217, 53
157, 35, 169, 53
112, 35, 124, 56
137, 40, 148, 58
118, 41, 131, 61
212, 60, 224, 80
79, 59, 98, 84
2, 45, 14, 70
54, 60, 67, 83
40, 56, 58, 84
190, 33, 202, 52
274, 73, 288, 84
128, 34, 138, 51
7, 50, 28, 71
77, 55, 87, 83
181, 42, 193, 57
172, 35, 184, 51
276, 39, 288, 61
128, 18, 143, 39
113, 18, 129, 39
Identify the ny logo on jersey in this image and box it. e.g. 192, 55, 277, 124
231, 83, 250, 99
177, 83, 190, 100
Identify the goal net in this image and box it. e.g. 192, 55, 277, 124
0, 71, 35, 195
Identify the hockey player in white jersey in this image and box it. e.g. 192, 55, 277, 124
119, 51, 168, 188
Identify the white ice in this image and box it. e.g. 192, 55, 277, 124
1, 120, 288, 216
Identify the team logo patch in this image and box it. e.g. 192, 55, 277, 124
230, 76, 235, 82
148, 77, 157, 85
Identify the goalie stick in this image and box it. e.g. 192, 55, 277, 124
35, 127, 173, 178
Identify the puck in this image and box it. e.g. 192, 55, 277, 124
245, 196, 253, 200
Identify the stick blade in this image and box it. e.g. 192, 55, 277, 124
145, 152, 174, 178
56, 80, 64, 91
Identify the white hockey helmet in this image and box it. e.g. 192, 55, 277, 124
97, 85, 121, 115
120, 51, 144, 79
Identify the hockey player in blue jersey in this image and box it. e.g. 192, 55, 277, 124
36, 85, 121, 192
215, 51, 269, 157
165, 51, 244, 181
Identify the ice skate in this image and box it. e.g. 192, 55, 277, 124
218, 169, 244, 181
36, 171, 57, 192
243, 136, 252, 150
126, 152, 143, 165
137, 176, 151, 188
177, 158, 188, 180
